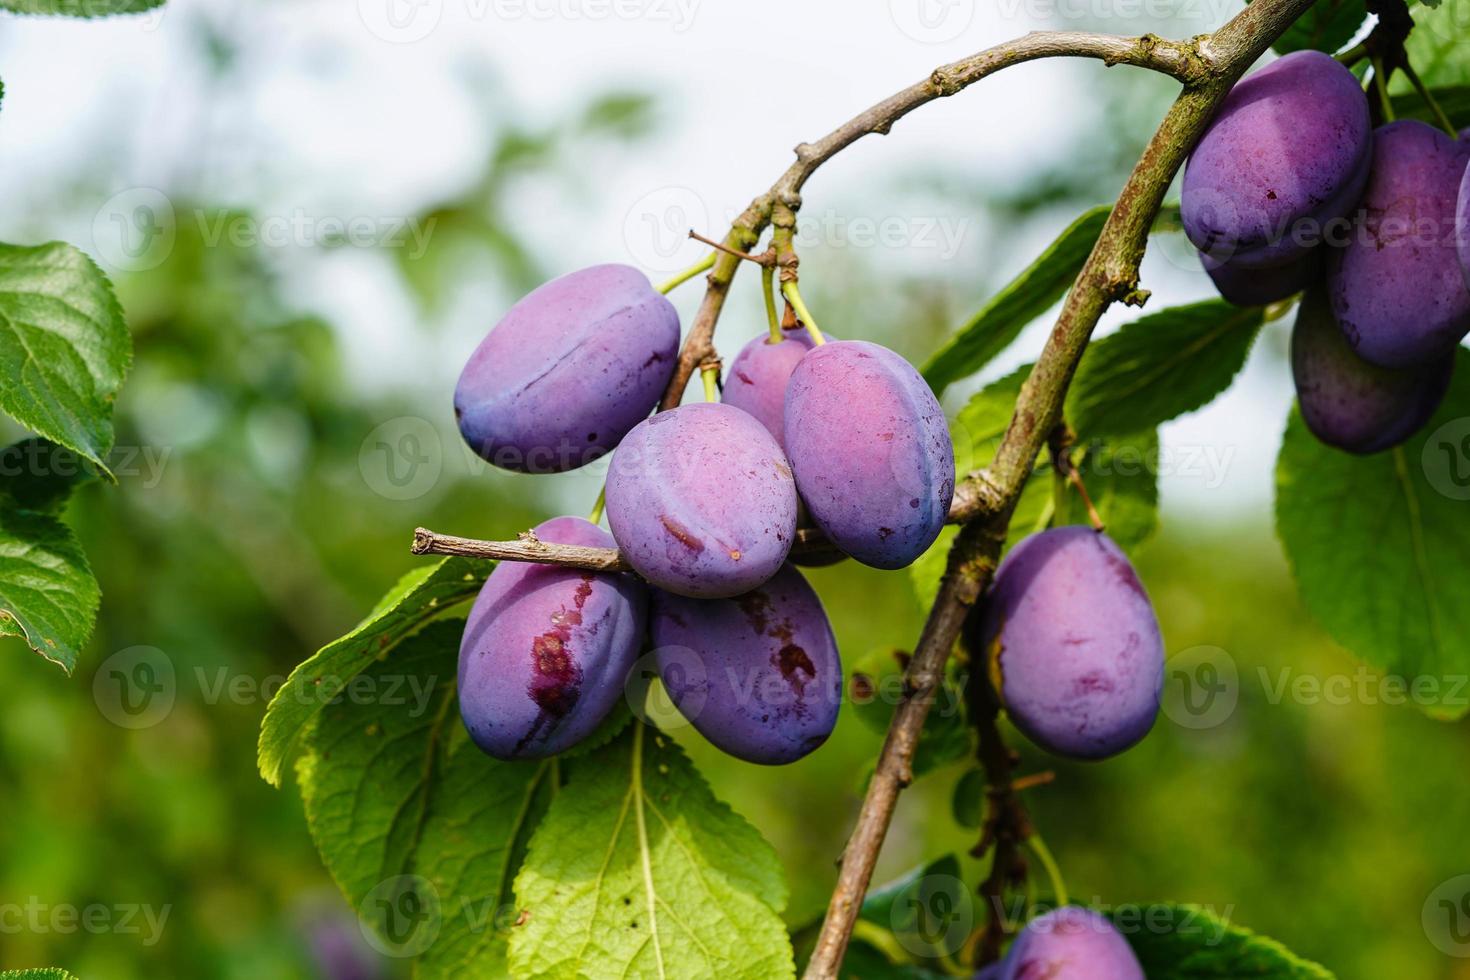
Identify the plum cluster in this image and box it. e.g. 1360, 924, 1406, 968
452, 264, 954, 764
1182, 50, 1468, 454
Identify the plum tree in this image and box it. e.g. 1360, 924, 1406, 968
458, 517, 647, 760
784, 340, 955, 569
997, 907, 1144, 980
606, 401, 798, 598
1182, 50, 1370, 273
976, 526, 1164, 761
1327, 120, 1470, 367
454, 264, 680, 473
650, 563, 841, 765
1292, 284, 1452, 454
723, 326, 821, 452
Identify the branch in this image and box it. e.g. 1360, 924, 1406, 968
411, 525, 842, 567
802, 2, 1317, 976
657, 29, 1212, 411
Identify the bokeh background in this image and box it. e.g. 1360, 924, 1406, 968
1, 0, 1467, 977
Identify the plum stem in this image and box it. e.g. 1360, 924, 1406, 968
688, 229, 775, 267
762, 265, 782, 344
1048, 425, 1107, 532
1402, 60, 1457, 137
587, 486, 606, 526
655, 252, 716, 295
1026, 833, 1069, 907
700, 361, 721, 402
780, 281, 827, 346
1370, 57, 1396, 122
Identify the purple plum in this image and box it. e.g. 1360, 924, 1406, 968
1199, 247, 1319, 307
784, 340, 954, 570
1000, 907, 1143, 980
723, 323, 823, 451
1182, 50, 1371, 268
458, 516, 647, 760
606, 401, 798, 598
978, 526, 1163, 761
651, 564, 841, 765
1293, 284, 1452, 454
1328, 121, 1470, 367
454, 264, 679, 473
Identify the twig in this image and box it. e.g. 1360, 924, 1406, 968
688, 229, 775, 266
412, 525, 844, 566
1048, 424, 1105, 532
802, 2, 1317, 975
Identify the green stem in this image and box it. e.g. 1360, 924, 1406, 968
701, 364, 720, 402
1335, 42, 1368, 68
780, 281, 827, 345
762, 265, 781, 343
588, 485, 606, 525
1403, 60, 1457, 137
1371, 57, 1396, 121
1026, 833, 1068, 907
657, 253, 717, 295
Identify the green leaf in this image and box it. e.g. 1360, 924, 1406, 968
297, 619, 555, 977
850, 647, 971, 781
858, 855, 962, 930
509, 723, 795, 980
1266, 0, 1367, 54
257, 556, 490, 786
1403, 4, 1470, 87
922, 207, 1109, 396
1057, 430, 1160, 555
0, 971, 81, 980
951, 768, 985, 829
1391, 85, 1470, 126
0, 242, 131, 473
0, 500, 99, 673
0, 0, 164, 15
1276, 349, 1470, 720
1066, 301, 1263, 440
839, 940, 947, 979
0, 438, 97, 513
1110, 903, 1334, 978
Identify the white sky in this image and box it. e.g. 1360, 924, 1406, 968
0, 0, 1293, 519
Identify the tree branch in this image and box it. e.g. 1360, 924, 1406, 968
411, 525, 842, 567
801, 2, 1316, 976
657, 29, 1213, 411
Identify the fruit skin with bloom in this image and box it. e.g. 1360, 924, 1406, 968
651, 563, 842, 765
1292, 283, 1452, 454
606, 401, 798, 599
1327, 120, 1470, 368
723, 325, 824, 452
977, 526, 1164, 761
998, 907, 1144, 980
784, 340, 955, 570
454, 264, 680, 473
457, 517, 647, 760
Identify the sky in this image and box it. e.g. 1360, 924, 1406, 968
0, 0, 1294, 518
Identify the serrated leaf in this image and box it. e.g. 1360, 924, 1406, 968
1066, 300, 1263, 440
297, 620, 554, 978
1110, 903, 1334, 978
922, 207, 1110, 396
1265, 0, 1367, 54
1276, 349, 1470, 720
0, 0, 164, 15
257, 556, 490, 786
0, 506, 99, 673
510, 723, 794, 980
0, 971, 81, 980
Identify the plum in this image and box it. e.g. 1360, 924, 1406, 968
458, 516, 647, 760
1328, 121, 1470, 367
1199, 247, 1319, 307
454, 264, 679, 473
999, 907, 1143, 980
1293, 284, 1452, 454
1182, 50, 1370, 268
606, 401, 798, 598
784, 340, 954, 570
650, 564, 841, 764
977, 526, 1163, 761
723, 325, 821, 452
